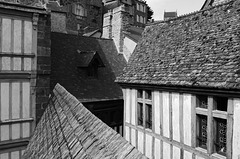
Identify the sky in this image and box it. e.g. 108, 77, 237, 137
146, 0, 206, 20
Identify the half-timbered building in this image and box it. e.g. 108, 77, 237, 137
116, 0, 240, 158
0, 1, 51, 158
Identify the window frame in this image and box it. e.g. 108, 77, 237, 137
195, 95, 232, 158
137, 89, 152, 130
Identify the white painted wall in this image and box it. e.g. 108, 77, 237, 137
163, 142, 171, 159
145, 134, 152, 158
153, 91, 160, 134
173, 146, 180, 159
172, 93, 180, 142
131, 89, 136, 125
125, 89, 131, 123
138, 131, 144, 154
183, 94, 192, 146
154, 138, 161, 158
162, 92, 170, 138
184, 151, 192, 159
131, 128, 136, 147
232, 98, 240, 159
125, 126, 130, 142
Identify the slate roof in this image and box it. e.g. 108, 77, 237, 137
116, 0, 240, 90
51, 32, 127, 102
23, 84, 147, 159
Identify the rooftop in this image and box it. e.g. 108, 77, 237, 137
23, 84, 147, 159
116, 0, 240, 91
51, 32, 127, 102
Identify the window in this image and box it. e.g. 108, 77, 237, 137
196, 95, 228, 156
73, 4, 87, 17
136, 15, 139, 22
137, 89, 152, 129
136, 3, 140, 10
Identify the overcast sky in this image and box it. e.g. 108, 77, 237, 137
146, 0, 206, 20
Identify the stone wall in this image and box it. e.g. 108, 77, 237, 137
51, 12, 67, 33
36, 13, 51, 124
58, 0, 103, 33
103, 5, 131, 53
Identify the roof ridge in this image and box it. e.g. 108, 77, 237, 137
148, 0, 235, 26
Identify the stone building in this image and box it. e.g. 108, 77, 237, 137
103, 0, 148, 28
50, 0, 103, 34
0, 0, 51, 158
102, 1, 147, 61
116, 0, 240, 158
164, 11, 177, 20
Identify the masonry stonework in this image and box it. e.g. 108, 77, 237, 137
36, 13, 51, 124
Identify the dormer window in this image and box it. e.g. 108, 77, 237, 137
77, 50, 104, 79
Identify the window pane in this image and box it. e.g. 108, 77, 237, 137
145, 90, 152, 100
137, 89, 143, 98
215, 118, 227, 155
197, 115, 207, 149
216, 97, 227, 111
145, 104, 152, 129
137, 103, 143, 126
197, 95, 208, 109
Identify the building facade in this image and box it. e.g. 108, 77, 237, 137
0, 1, 51, 158
52, 0, 103, 34
116, 0, 240, 158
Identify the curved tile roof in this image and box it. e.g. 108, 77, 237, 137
116, 0, 240, 90
23, 84, 147, 159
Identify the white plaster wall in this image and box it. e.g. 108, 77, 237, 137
196, 156, 205, 159
172, 93, 180, 142
232, 98, 240, 159
145, 134, 152, 158
163, 142, 171, 159
125, 89, 131, 123
184, 151, 192, 159
125, 126, 130, 142
138, 131, 144, 154
183, 94, 192, 146
131, 129, 136, 147
131, 89, 136, 125
153, 91, 161, 134
154, 138, 161, 159
162, 92, 170, 138
173, 146, 180, 159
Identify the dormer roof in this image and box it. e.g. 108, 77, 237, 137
77, 51, 104, 68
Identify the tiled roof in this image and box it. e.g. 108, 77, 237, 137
116, 0, 240, 90
23, 84, 147, 159
51, 32, 127, 102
